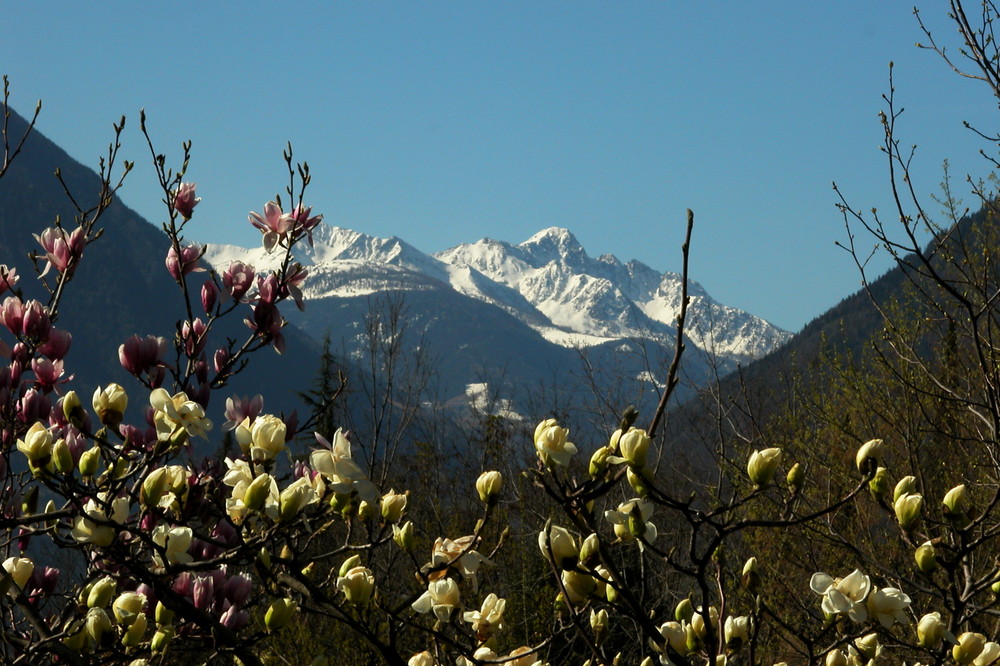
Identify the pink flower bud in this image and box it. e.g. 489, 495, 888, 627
165, 244, 205, 282
37, 329, 71, 360
21, 301, 51, 340
119, 335, 169, 379
0, 297, 24, 335
172, 183, 201, 220
192, 575, 214, 611
213, 348, 229, 375
17, 389, 51, 425
223, 573, 252, 606
172, 572, 193, 598
201, 279, 218, 314
220, 604, 249, 630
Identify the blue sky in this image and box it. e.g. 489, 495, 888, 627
3, 2, 995, 332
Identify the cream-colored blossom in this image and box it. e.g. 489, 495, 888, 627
809, 569, 871, 623
151, 525, 193, 566
866, 586, 911, 628
463, 592, 505, 641
605, 498, 657, 546
150, 389, 212, 441
411, 577, 461, 621
309, 429, 378, 502
533, 418, 577, 467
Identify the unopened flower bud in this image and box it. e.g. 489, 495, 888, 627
339, 554, 362, 578
825, 649, 847, 666
619, 427, 651, 468
580, 533, 601, 568
380, 490, 407, 524
786, 462, 804, 491
894, 492, 923, 531
943, 484, 970, 524
539, 523, 578, 570
589, 446, 611, 477
151, 625, 175, 653
893, 475, 917, 502
85, 607, 113, 645
915, 541, 938, 573
265, 598, 297, 632
855, 438, 884, 474
358, 499, 375, 520
51, 438, 72, 474
243, 473, 273, 513
626, 466, 650, 497
62, 390, 86, 428
954, 631, 987, 664
916, 612, 947, 648
476, 470, 503, 504
79, 445, 100, 477
675, 598, 693, 623
154, 601, 174, 626
869, 466, 889, 500
121, 612, 148, 647
747, 447, 782, 487
92, 383, 127, 429
142, 468, 170, 508
855, 632, 879, 659
87, 576, 116, 609
337, 566, 375, 606
393, 521, 414, 551
742, 557, 761, 594
590, 608, 609, 644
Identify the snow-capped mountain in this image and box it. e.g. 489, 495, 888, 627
436, 227, 789, 362
203, 224, 790, 367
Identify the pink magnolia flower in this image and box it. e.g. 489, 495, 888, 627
223, 394, 263, 431
179, 318, 208, 357
246, 302, 284, 354
37, 328, 71, 361
21, 301, 51, 341
34, 227, 85, 277
0, 297, 24, 335
17, 389, 51, 425
0, 265, 18, 295
222, 261, 255, 301
249, 201, 294, 253
290, 204, 323, 247
31, 358, 68, 391
165, 243, 205, 282
283, 263, 308, 311
172, 182, 201, 219
119, 335, 169, 387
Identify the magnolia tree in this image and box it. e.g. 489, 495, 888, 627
3, 4, 1000, 665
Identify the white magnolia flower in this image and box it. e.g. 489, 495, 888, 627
809, 569, 871, 623
866, 586, 911, 628
533, 418, 577, 467
151, 525, 193, 567
605, 498, 657, 546
430, 535, 490, 589
150, 389, 212, 441
71, 495, 130, 547
411, 577, 461, 621
463, 592, 505, 641
2, 556, 34, 596
976, 641, 1000, 666
310, 429, 378, 502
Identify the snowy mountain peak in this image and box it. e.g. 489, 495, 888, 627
202, 222, 790, 366
518, 227, 587, 267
